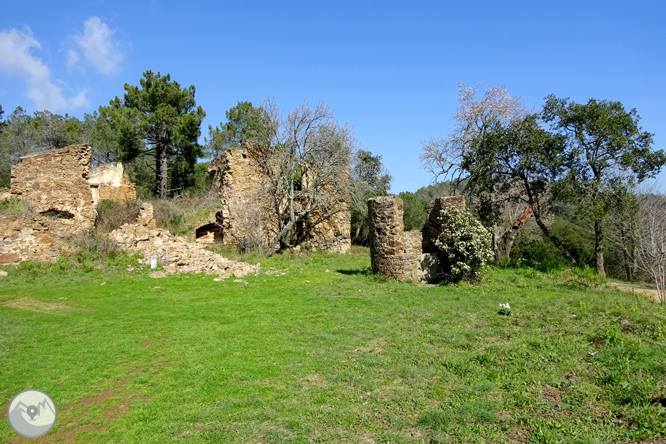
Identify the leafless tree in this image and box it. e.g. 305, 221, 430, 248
635, 192, 666, 302
249, 100, 356, 254
421, 83, 531, 255
420, 83, 529, 184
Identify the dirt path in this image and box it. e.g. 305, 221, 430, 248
609, 282, 662, 302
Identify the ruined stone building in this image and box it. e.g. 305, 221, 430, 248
367, 195, 466, 283
0, 144, 136, 264
199, 141, 351, 253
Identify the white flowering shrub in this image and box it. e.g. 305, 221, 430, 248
434, 207, 493, 281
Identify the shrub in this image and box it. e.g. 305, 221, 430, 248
435, 206, 493, 282
96, 199, 142, 232
0, 197, 32, 214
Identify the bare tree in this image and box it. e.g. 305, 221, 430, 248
420, 83, 529, 184
635, 193, 666, 302
248, 100, 356, 254
421, 83, 530, 255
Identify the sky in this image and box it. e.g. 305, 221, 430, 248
1, 0, 665, 193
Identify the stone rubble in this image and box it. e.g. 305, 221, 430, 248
110, 203, 258, 277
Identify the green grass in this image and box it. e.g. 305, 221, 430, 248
1, 248, 666, 443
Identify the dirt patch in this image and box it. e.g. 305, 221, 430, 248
80, 389, 124, 405
539, 383, 561, 403
610, 282, 661, 302
6, 361, 155, 443
505, 425, 530, 443
1, 297, 89, 313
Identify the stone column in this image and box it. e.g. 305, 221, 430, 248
421, 196, 466, 253
368, 196, 419, 281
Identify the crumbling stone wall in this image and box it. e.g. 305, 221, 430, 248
1, 144, 139, 264
421, 196, 467, 253
10, 144, 97, 228
206, 145, 279, 248
367, 194, 466, 283
307, 201, 352, 254
0, 214, 75, 264
88, 163, 136, 205
368, 196, 420, 281
203, 142, 351, 253
110, 203, 257, 277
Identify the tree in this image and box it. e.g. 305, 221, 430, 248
635, 193, 666, 302
421, 83, 529, 184
421, 83, 530, 255
349, 149, 392, 244
99, 71, 206, 199
542, 95, 666, 275
205, 101, 271, 157
463, 115, 578, 263
248, 100, 356, 253
0, 107, 39, 187
0, 105, 5, 134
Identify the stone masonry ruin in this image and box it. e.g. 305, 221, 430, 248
0, 144, 137, 264
367, 194, 466, 283
88, 162, 137, 205
199, 141, 351, 253
0, 144, 256, 278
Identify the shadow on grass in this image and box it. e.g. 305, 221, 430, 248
336, 268, 371, 276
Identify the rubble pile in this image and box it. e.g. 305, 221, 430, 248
110, 204, 257, 277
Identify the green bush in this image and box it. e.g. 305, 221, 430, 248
95, 199, 142, 232
435, 207, 493, 282
0, 197, 32, 214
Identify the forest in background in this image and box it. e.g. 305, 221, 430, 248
1, 73, 666, 287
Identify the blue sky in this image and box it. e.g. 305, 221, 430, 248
1, 1, 665, 193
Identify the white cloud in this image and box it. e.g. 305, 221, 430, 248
68, 16, 123, 75
69, 88, 90, 109
0, 27, 85, 111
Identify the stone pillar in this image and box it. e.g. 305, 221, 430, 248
421, 196, 466, 253
368, 196, 419, 281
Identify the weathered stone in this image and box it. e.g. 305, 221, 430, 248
136, 203, 157, 229
149, 271, 167, 278
422, 196, 467, 253
10, 144, 96, 231
367, 195, 465, 283
0, 270, 8, 277
201, 141, 351, 253
0, 253, 19, 264
110, 210, 258, 277
88, 163, 136, 205
0, 214, 75, 264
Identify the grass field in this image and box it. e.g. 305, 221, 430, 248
1, 247, 666, 443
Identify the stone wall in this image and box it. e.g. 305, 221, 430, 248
88, 163, 137, 205
0, 214, 76, 264
10, 144, 96, 229
1, 145, 139, 264
307, 201, 351, 254
367, 194, 466, 283
202, 142, 351, 253
206, 145, 279, 249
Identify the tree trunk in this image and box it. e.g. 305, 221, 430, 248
156, 144, 168, 200
496, 205, 532, 260
533, 212, 577, 264
620, 226, 633, 281
594, 220, 605, 276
